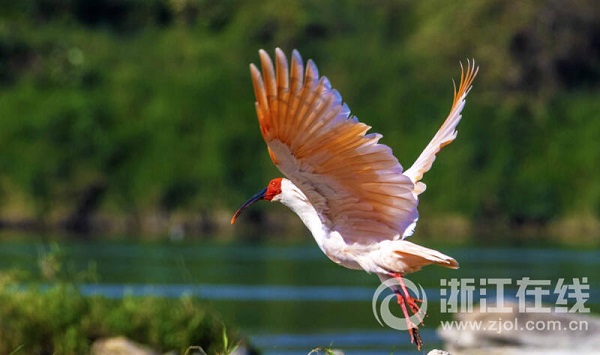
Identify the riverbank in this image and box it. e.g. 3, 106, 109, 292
0, 208, 598, 247
0, 272, 248, 354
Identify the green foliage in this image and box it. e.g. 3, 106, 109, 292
0, 274, 239, 354
0, 0, 599, 238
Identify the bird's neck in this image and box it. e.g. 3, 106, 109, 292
278, 180, 328, 248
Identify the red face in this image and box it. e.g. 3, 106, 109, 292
230, 177, 283, 224
264, 178, 283, 201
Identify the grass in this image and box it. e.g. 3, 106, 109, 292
0, 250, 246, 355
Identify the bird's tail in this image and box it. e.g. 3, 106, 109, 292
381, 240, 459, 274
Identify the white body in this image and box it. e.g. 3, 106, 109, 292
275, 178, 458, 275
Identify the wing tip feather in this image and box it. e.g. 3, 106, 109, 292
275, 48, 288, 71
305, 59, 319, 82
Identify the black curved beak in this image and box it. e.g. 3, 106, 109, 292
230, 187, 267, 224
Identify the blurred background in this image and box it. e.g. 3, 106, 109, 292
0, 0, 598, 354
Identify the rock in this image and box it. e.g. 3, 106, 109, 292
90, 336, 159, 355
308, 348, 344, 355
437, 302, 600, 355
428, 350, 451, 355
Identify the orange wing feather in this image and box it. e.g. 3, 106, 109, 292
251, 49, 418, 243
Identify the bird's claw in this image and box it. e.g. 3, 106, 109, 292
406, 296, 425, 325
392, 273, 427, 349
408, 326, 423, 350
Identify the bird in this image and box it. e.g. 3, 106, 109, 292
231, 48, 478, 350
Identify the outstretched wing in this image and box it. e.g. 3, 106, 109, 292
251, 48, 418, 243
403, 60, 479, 197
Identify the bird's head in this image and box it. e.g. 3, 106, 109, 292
230, 177, 283, 224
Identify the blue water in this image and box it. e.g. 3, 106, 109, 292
0, 238, 597, 354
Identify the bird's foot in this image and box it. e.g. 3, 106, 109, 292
392, 273, 425, 350
406, 296, 425, 324
395, 291, 424, 350
408, 325, 423, 351
392, 273, 426, 324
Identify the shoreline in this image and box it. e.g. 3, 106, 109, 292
0, 210, 597, 247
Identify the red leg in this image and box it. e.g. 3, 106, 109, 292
392, 273, 424, 350
395, 273, 425, 323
